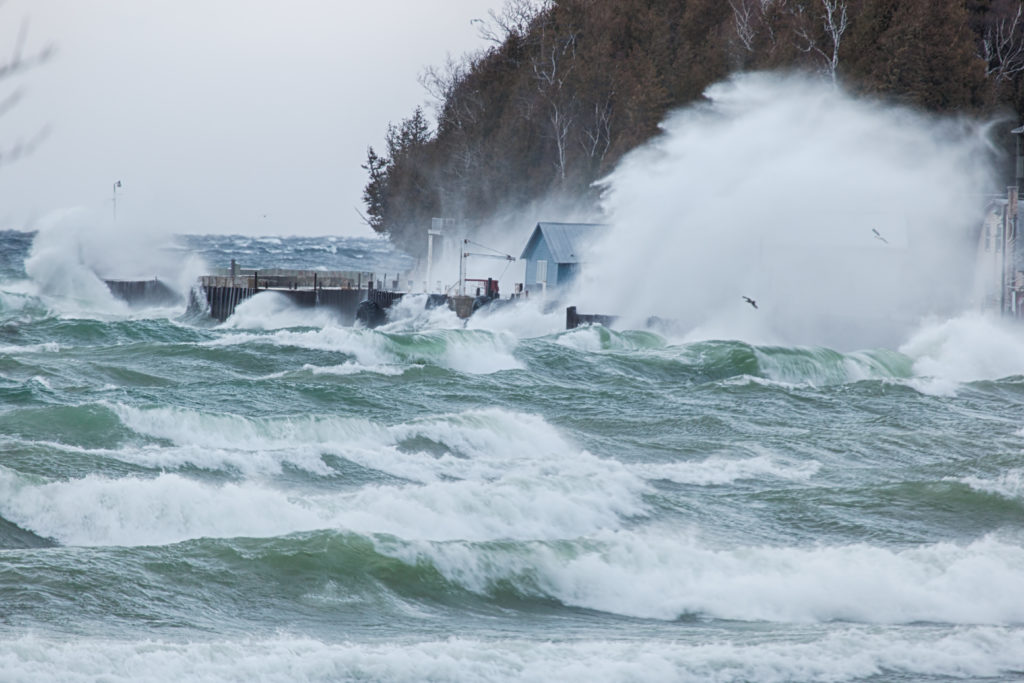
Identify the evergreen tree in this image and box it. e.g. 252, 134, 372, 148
360, 146, 388, 233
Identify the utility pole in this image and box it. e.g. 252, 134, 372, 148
459, 238, 467, 296
112, 180, 122, 222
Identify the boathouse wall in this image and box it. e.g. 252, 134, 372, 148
519, 222, 607, 295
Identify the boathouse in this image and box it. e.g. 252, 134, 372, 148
519, 222, 606, 294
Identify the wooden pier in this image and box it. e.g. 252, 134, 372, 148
106, 265, 514, 327
196, 267, 404, 324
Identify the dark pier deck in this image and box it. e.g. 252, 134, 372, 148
197, 268, 404, 324
107, 267, 514, 327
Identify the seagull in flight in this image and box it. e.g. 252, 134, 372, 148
872, 228, 888, 244
742, 296, 758, 309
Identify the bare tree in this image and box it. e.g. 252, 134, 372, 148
730, 0, 759, 53
579, 94, 613, 167
0, 14, 53, 167
793, 0, 848, 85
980, 0, 1024, 83
729, 0, 789, 58
417, 53, 488, 219
418, 55, 469, 111
472, 0, 550, 45
530, 24, 579, 181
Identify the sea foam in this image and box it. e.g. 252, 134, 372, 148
4, 627, 1021, 683
630, 452, 820, 486
406, 530, 1024, 625
957, 469, 1024, 501
219, 291, 344, 330
901, 313, 1024, 393
1, 409, 649, 546
0, 469, 328, 546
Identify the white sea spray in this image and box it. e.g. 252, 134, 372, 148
574, 73, 995, 351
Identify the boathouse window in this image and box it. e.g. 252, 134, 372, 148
536, 260, 548, 285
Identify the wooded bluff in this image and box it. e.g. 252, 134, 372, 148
362, 0, 1024, 256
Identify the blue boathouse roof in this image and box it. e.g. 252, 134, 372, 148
520, 222, 607, 264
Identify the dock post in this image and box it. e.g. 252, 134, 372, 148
566, 306, 578, 330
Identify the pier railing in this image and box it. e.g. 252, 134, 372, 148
201, 269, 375, 290
197, 267, 407, 322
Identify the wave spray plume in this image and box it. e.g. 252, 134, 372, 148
576, 73, 997, 350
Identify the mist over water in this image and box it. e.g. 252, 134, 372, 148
23, 208, 207, 309
576, 73, 997, 350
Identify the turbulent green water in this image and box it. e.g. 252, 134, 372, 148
1, 230, 1023, 681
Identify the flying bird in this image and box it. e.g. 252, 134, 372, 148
872, 228, 888, 244
742, 296, 758, 309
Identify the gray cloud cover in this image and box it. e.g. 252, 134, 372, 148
0, 0, 495, 236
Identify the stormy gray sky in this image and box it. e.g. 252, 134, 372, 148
0, 0, 497, 236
